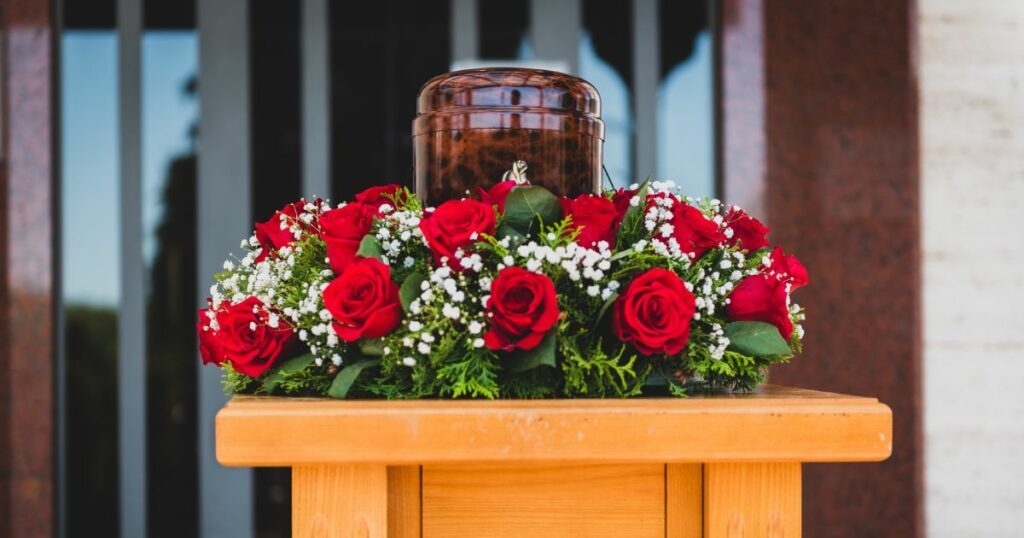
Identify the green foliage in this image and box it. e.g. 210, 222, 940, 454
502, 185, 562, 234
399, 272, 427, 312
615, 178, 650, 246
724, 321, 793, 358
505, 330, 557, 372
356, 234, 384, 260
264, 354, 316, 392
221, 363, 259, 394
328, 359, 381, 398
560, 336, 648, 398
435, 348, 501, 399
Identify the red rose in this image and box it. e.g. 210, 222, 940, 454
483, 267, 560, 351
724, 207, 770, 252
253, 201, 304, 262
666, 203, 725, 259
323, 258, 402, 341
354, 184, 405, 214
611, 188, 637, 216
612, 269, 696, 355
726, 274, 795, 339
319, 203, 376, 273
560, 194, 619, 248
767, 246, 808, 289
726, 247, 807, 340
476, 180, 520, 213
199, 297, 295, 377
419, 199, 496, 267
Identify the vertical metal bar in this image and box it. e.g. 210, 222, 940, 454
632, 0, 659, 178
117, 0, 146, 535
198, 0, 254, 535
302, 0, 331, 200
451, 0, 479, 62
529, 0, 581, 74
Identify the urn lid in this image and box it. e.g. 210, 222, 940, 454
414, 67, 604, 137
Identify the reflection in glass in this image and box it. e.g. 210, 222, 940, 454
329, 0, 451, 200
142, 30, 199, 538
658, 31, 713, 197
61, 30, 120, 538
581, 0, 634, 186
580, 31, 632, 187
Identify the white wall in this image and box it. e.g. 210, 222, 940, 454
920, 1, 1024, 536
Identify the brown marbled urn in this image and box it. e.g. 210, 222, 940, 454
413, 68, 604, 205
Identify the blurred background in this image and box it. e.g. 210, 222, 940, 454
0, 0, 1020, 536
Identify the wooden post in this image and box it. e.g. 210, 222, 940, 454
704, 463, 801, 537
292, 464, 388, 538
217, 385, 890, 537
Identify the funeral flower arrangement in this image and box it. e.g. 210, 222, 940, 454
198, 168, 808, 399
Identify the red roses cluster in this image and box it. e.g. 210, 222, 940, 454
200, 174, 808, 399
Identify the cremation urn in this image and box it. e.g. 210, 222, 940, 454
413, 67, 604, 205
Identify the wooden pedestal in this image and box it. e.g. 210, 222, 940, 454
216, 385, 891, 537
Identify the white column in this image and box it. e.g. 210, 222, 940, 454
198, 0, 254, 535
302, 0, 331, 200
632, 0, 659, 178
530, 0, 582, 74
117, 0, 146, 535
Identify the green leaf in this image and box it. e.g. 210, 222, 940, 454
359, 338, 386, 356
495, 223, 526, 243
399, 272, 427, 313
505, 330, 557, 373
327, 358, 381, 398
356, 235, 384, 260
615, 179, 650, 244
502, 186, 562, 234
724, 321, 793, 358
263, 354, 316, 392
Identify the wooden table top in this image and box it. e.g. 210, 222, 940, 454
216, 385, 892, 466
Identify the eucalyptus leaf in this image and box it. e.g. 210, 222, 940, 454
724, 321, 793, 358
505, 330, 557, 373
327, 358, 381, 398
502, 186, 562, 234
356, 235, 384, 260
399, 272, 427, 313
263, 354, 316, 392
359, 338, 386, 356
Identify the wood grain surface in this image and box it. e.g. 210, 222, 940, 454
292, 464, 387, 538
704, 463, 801, 538
216, 386, 892, 466
422, 463, 664, 537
